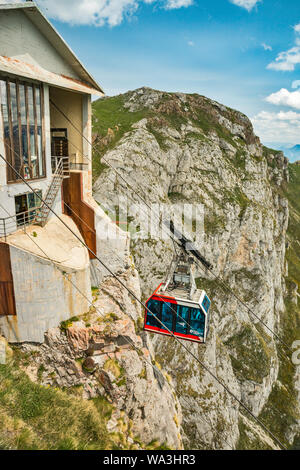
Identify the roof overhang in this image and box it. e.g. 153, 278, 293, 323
0, 55, 104, 96
0, 2, 104, 95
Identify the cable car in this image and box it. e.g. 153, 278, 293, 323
144, 284, 211, 343
144, 253, 211, 343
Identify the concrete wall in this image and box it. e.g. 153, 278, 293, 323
0, 244, 92, 343
0, 9, 78, 79
82, 94, 92, 170
90, 207, 130, 286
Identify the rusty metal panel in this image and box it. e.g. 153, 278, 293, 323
63, 172, 96, 259
0, 242, 16, 316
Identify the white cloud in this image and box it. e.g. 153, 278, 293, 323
262, 43, 272, 51
35, 0, 141, 27
230, 0, 262, 12
0, 0, 193, 27
187, 40, 195, 47
267, 46, 300, 71
252, 109, 300, 144
292, 80, 300, 89
165, 0, 193, 9
265, 88, 300, 110
294, 23, 300, 33
267, 22, 300, 71
256, 110, 300, 120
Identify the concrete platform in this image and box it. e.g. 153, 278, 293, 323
5, 214, 89, 270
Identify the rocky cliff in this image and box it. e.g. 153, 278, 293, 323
92, 87, 300, 449
0, 266, 182, 450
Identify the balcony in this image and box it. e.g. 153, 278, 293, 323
51, 156, 88, 174
0, 206, 41, 241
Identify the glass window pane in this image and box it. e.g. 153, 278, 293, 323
19, 84, 29, 172
27, 85, 38, 177
34, 190, 42, 208
161, 302, 174, 332
189, 308, 205, 338
175, 305, 190, 335
27, 192, 36, 222
35, 86, 44, 176
1, 79, 44, 181
146, 298, 161, 328
9, 82, 22, 175
0, 80, 12, 175
202, 295, 211, 312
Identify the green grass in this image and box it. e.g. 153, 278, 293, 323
224, 324, 273, 384
60, 316, 80, 331
92, 94, 152, 181
0, 351, 118, 450
236, 416, 273, 450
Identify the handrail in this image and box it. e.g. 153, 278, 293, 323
1, 158, 69, 238
0, 206, 41, 241
52, 156, 88, 173
51, 156, 70, 176
69, 162, 88, 171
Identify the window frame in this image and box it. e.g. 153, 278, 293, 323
0, 75, 46, 184
146, 297, 162, 329
189, 307, 206, 338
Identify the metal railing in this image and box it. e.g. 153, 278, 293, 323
0, 155, 88, 240
51, 156, 88, 172
51, 156, 70, 177
0, 206, 41, 241
69, 162, 89, 171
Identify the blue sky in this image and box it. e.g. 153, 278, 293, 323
8, 0, 300, 155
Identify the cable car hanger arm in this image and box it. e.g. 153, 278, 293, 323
164, 219, 213, 270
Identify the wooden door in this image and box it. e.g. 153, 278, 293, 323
0, 242, 16, 316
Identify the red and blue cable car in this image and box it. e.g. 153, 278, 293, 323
144, 219, 212, 344
144, 283, 211, 344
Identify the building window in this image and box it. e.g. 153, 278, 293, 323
15, 190, 42, 227
0, 78, 45, 183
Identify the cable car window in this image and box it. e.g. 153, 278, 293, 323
189, 308, 205, 337
202, 295, 211, 312
146, 298, 161, 328
206, 309, 210, 335
175, 305, 190, 335
161, 302, 174, 331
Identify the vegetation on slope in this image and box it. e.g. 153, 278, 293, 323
0, 346, 118, 450
92, 94, 150, 181
286, 163, 300, 287
258, 163, 300, 448
92, 88, 257, 182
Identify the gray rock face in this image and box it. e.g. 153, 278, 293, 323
93, 87, 299, 449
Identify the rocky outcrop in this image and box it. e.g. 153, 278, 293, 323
18, 267, 182, 450
92, 87, 299, 449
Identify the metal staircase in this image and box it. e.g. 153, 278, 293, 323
36, 157, 69, 227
